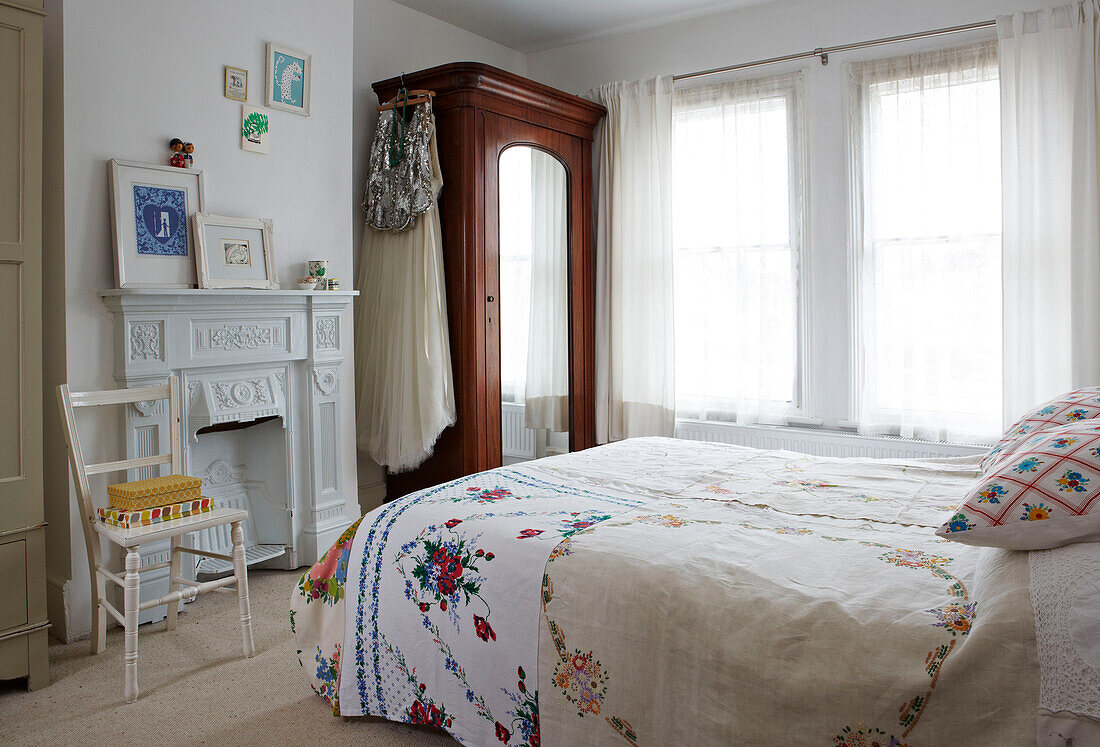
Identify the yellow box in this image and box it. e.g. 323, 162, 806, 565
107, 474, 203, 511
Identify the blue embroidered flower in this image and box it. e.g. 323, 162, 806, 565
977, 484, 1008, 504
1012, 457, 1041, 474
1052, 437, 1079, 449
1038, 405, 1057, 416
946, 513, 975, 532
1066, 409, 1089, 421
1056, 470, 1089, 493
1014, 424, 1034, 436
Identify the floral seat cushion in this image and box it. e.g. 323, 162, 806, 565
939, 422, 1100, 549
981, 386, 1100, 472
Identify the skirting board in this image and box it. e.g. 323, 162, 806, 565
45, 569, 72, 643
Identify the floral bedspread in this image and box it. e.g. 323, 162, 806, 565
292, 438, 1047, 746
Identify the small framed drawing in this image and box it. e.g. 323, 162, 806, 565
108, 159, 206, 287
192, 213, 279, 289
241, 105, 270, 154
225, 65, 248, 101
266, 42, 311, 116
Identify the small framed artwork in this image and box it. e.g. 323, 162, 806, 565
108, 159, 206, 287
192, 213, 279, 289
266, 42, 311, 116
225, 65, 248, 101
241, 105, 270, 154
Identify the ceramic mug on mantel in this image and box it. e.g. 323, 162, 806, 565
307, 260, 328, 289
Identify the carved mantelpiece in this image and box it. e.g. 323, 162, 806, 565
100, 289, 359, 619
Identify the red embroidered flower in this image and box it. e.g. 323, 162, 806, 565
418, 603, 430, 612
432, 548, 449, 564
476, 549, 485, 557
474, 614, 496, 642
485, 552, 495, 561
442, 557, 463, 578
438, 575, 457, 596
427, 703, 443, 726
409, 700, 427, 724
440, 598, 449, 611
445, 518, 462, 529
495, 721, 511, 743
517, 529, 544, 539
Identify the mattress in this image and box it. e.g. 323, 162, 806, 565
291, 437, 1100, 746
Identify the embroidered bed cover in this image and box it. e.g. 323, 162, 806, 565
291, 437, 1080, 745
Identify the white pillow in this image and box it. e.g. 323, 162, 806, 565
981, 387, 1100, 472
938, 422, 1100, 550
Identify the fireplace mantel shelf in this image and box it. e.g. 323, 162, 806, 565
100, 289, 358, 297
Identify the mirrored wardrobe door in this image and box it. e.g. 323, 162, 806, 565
498, 146, 570, 465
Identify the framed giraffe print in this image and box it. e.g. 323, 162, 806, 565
108, 159, 206, 287
266, 42, 311, 116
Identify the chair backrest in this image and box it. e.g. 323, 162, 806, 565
56, 377, 181, 560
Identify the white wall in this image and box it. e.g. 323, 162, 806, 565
43, 0, 526, 640
525, 0, 1047, 93
524, 0, 1047, 432
46, 0, 356, 641
350, 0, 525, 509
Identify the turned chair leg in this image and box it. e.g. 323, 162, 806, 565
231, 521, 255, 658
166, 536, 182, 631
123, 546, 141, 704
90, 566, 107, 656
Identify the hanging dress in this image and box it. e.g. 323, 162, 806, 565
355, 102, 456, 472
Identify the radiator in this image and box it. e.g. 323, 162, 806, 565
502, 402, 538, 460
675, 420, 986, 460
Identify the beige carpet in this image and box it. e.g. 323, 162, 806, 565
0, 569, 460, 745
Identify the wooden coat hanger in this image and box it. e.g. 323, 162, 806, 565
377, 88, 435, 113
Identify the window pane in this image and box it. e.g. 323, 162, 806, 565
673, 73, 803, 423
854, 43, 1002, 442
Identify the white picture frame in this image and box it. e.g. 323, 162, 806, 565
192, 213, 279, 290
108, 159, 206, 288
265, 42, 311, 117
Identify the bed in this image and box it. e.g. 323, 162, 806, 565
291, 437, 1100, 745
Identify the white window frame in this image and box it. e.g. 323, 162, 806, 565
671, 69, 813, 427
845, 41, 1002, 442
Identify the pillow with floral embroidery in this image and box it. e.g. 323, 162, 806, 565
939, 422, 1100, 550
980, 386, 1100, 472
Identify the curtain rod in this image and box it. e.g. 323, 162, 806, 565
673, 19, 996, 82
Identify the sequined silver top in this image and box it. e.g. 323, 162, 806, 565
362, 101, 435, 232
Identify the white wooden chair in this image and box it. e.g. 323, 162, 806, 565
56, 376, 255, 703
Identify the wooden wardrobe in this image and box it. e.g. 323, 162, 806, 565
375, 63, 605, 499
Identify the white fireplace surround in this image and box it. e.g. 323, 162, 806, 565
100, 289, 360, 621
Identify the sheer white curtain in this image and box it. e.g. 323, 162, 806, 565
672, 72, 805, 425
498, 150, 532, 405
587, 77, 676, 442
524, 150, 569, 431
999, 1, 1100, 424
849, 43, 1003, 443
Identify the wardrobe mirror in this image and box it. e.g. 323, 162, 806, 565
498, 145, 570, 463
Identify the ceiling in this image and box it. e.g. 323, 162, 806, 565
390, 0, 774, 54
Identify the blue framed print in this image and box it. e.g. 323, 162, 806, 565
266, 42, 311, 116
133, 184, 188, 257
109, 160, 206, 287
